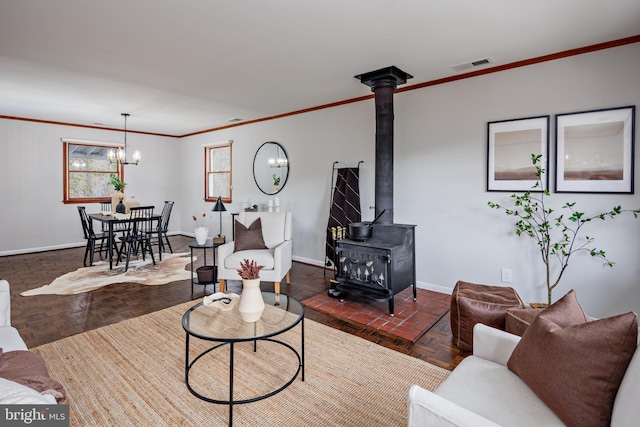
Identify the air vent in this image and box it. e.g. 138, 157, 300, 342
451, 57, 493, 72
471, 58, 491, 67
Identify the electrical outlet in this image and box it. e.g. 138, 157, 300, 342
501, 268, 512, 283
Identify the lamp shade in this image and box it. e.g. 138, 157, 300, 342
212, 196, 226, 238
212, 196, 227, 212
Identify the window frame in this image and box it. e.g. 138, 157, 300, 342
204, 140, 233, 204
62, 139, 124, 204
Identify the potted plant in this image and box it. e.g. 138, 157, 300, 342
488, 154, 639, 306
273, 173, 281, 192
236, 259, 265, 322
192, 213, 209, 245
108, 173, 127, 213
108, 173, 127, 191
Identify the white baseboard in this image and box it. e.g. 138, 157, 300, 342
416, 281, 453, 295
0, 231, 184, 257
0, 242, 84, 257
2, 245, 452, 296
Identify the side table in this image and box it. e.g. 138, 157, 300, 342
190, 238, 224, 294
183, 292, 304, 427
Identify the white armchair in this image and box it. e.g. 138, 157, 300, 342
217, 211, 292, 294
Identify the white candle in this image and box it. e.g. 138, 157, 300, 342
274, 197, 280, 206
268, 199, 274, 206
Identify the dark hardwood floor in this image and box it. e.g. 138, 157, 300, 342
0, 235, 468, 370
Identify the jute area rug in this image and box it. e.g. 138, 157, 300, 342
21, 252, 193, 296
32, 300, 450, 427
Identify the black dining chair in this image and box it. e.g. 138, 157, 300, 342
100, 201, 111, 212
116, 205, 156, 271
77, 206, 112, 266
99, 201, 112, 233
154, 201, 175, 254
100, 200, 132, 235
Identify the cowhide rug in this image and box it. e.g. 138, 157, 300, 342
21, 252, 194, 296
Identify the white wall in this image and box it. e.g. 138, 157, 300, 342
0, 120, 181, 254
180, 43, 640, 317
1, 42, 639, 317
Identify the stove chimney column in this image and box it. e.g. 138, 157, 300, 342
355, 66, 412, 224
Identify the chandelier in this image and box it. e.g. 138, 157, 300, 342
268, 144, 288, 168
107, 113, 141, 165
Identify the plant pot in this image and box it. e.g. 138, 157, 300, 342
194, 227, 208, 245
529, 302, 549, 309
238, 278, 265, 322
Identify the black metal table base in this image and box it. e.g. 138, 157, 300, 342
184, 319, 304, 426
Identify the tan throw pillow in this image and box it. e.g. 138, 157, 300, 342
234, 218, 268, 252
507, 290, 637, 427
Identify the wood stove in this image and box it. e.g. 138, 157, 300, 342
335, 223, 416, 316
330, 66, 415, 316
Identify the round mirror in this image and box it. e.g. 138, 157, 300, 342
253, 141, 290, 195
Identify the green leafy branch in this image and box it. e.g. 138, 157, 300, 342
488, 154, 639, 305
108, 173, 126, 191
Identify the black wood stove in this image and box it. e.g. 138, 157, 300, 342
335, 223, 416, 316
331, 66, 415, 316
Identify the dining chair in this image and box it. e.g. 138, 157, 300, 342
100, 201, 111, 212
154, 201, 174, 254
99, 201, 112, 233
116, 205, 156, 271
100, 200, 132, 235
77, 206, 112, 266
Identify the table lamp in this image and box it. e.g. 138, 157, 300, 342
212, 196, 227, 238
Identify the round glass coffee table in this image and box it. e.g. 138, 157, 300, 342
182, 292, 304, 426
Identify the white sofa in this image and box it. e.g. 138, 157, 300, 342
0, 280, 28, 353
0, 279, 58, 404
408, 323, 640, 427
217, 211, 292, 294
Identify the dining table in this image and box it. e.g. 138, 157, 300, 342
89, 212, 162, 270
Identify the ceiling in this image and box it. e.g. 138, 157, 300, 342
1, 0, 639, 137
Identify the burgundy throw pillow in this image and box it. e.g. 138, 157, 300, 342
234, 218, 268, 252
0, 350, 66, 401
507, 290, 637, 427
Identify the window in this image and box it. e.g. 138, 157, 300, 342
63, 140, 122, 204
205, 141, 232, 203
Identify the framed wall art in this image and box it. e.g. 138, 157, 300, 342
555, 105, 635, 193
487, 115, 549, 192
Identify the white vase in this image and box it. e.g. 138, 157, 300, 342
238, 279, 265, 322
194, 227, 209, 245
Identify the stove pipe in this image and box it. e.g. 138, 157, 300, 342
355, 66, 412, 224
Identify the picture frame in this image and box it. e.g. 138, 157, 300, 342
555, 106, 635, 193
487, 115, 549, 192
